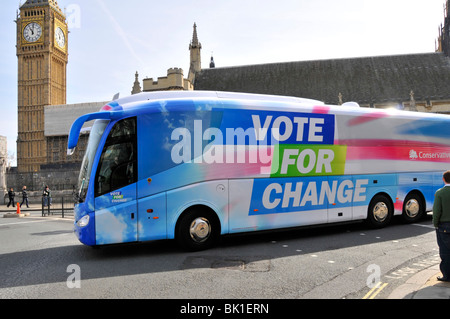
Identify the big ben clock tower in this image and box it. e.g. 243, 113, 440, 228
16, 0, 68, 173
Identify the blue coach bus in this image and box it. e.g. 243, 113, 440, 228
68, 91, 450, 250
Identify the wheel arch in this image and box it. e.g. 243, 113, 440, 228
173, 203, 223, 251
365, 192, 395, 228
371, 191, 395, 209
401, 189, 426, 223
404, 189, 425, 207
169, 202, 223, 240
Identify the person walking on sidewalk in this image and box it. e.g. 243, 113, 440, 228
6, 188, 15, 207
20, 186, 29, 208
432, 170, 450, 282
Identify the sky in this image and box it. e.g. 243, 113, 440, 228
0, 0, 446, 164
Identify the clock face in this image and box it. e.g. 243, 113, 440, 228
23, 22, 42, 43
55, 27, 66, 48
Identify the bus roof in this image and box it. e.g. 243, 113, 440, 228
110, 91, 325, 109
67, 90, 448, 154
67, 91, 325, 153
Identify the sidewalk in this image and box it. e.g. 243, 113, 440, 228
388, 263, 450, 299
0, 203, 43, 212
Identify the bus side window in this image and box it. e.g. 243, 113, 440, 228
95, 118, 137, 197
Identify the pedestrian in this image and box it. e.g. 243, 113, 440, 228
6, 187, 15, 208
432, 170, 450, 282
20, 186, 29, 208
43, 185, 51, 207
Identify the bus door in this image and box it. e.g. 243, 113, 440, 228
93, 117, 138, 245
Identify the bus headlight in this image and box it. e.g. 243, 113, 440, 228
77, 214, 90, 227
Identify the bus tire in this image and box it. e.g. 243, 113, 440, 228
401, 192, 425, 223
176, 207, 220, 251
366, 194, 393, 229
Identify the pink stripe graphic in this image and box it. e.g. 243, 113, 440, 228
344, 144, 450, 162
347, 112, 390, 126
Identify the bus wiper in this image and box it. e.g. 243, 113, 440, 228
72, 179, 86, 203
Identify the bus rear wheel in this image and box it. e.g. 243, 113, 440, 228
176, 208, 220, 251
366, 194, 393, 229
402, 193, 425, 223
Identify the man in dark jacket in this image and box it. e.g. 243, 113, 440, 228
433, 170, 450, 282
43, 185, 51, 207
20, 186, 29, 208
6, 188, 15, 208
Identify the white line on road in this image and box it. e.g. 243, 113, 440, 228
0, 220, 48, 227
0, 219, 70, 227
410, 223, 436, 229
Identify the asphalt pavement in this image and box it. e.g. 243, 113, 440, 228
1, 203, 449, 299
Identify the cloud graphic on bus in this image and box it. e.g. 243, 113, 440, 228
95, 209, 133, 245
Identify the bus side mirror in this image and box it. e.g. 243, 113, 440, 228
67, 148, 75, 156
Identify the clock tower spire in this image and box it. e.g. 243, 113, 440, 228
16, 0, 68, 173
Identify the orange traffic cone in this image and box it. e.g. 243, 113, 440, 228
16, 203, 20, 215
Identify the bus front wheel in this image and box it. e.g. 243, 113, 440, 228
366, 194, 393, 229
176, 208, 220, 251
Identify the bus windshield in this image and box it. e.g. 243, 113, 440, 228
75, 119, 109, 203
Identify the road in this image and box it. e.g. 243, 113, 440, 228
0, 212, 439, 300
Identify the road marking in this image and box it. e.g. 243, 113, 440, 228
0, 220, 53, 227
410, 223, 436, 229
362, 282, 388, 299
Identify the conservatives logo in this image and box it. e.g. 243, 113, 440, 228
409, 150, 418, 160
409, 149, 450, 160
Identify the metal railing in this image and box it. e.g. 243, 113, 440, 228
41, 196, 74, 218
3, 193, 75, 218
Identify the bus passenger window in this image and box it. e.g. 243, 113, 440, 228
95, 118, 137, 197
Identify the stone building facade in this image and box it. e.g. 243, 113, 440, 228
6, 101, 105, 192
44, 102, 107, 165
142, 68, 193, 92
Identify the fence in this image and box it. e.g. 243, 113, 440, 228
41, 196, 74, 218
3, 193, 74, 218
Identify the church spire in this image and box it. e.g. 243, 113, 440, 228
437, 0, 450, 56
188, 23, 202, 85
190, 23, 201, 49
131, 71, 142, 95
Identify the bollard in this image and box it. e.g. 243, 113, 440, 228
16, 203, 20, 215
